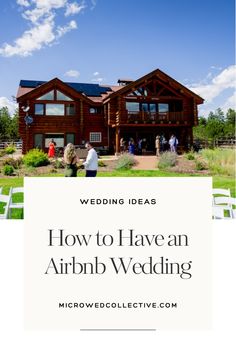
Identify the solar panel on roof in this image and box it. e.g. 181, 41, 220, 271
19, 80, 112, 97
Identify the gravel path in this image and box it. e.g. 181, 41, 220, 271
132, 156, 158, 170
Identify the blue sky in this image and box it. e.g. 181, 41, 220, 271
0, 0, 235, 116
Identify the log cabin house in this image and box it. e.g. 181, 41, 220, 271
16, 68, 204, 154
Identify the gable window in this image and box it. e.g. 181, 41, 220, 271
46, 104, 64, 116
56, 90, 73, 101
90, 132, 102, 143
35, 103, 44, 115
37, 90, 54, 100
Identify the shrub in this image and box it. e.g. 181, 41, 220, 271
5, 145, 16, 155
23, 149, 49, 167
195, 159, 208, 171
185, 151, 195, 160
3, 165, 15, 176
158, 152, 177, 169
0, 150, 6, 157
3, 157, 23, 169
115, 153, 136, 170
98, 160, 107, 167
52, 159, 65, 169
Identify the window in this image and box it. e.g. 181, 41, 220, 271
126, 102, 139, 112
46, 104, 64, 116
89, 107, 102, 114
90, 132, 102, 143
141, 103, 148, 112
149, 103, 156, 112
34, 134, 43, 148
45, 134, 64, 148
66, 133, 75, 145
158, 103, 169, 113
35, 103, 44, 115
66, 104, 75, 115
56, 90, 73, 101
37, 90, 54, 100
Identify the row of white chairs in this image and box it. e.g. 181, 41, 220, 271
212, 188, 236, 219
0, 187, 24, 219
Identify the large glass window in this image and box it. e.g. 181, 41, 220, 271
158, 103, 169, 113
66, 133, 75, 145
66, 104, 75, 115
34, 134, 43, 148
141, 103, 148, 112
35, 103, 44, 115
46, 104, 64, 116
56, 90, 73, 101
45, 134, 64, 148
37, 90, 54, 100
149, 103, 156, 112
126, 102, 139, 112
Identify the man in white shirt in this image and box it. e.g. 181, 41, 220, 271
83, 142, 98, 177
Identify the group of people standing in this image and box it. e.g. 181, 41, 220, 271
120, 138, 148, 155
120, 134, 179, 156
47, 139, 98, 177
155, 134, 178, 156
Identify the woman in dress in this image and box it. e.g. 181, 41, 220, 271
48, 139, 56, 158
63, 143, 78, 177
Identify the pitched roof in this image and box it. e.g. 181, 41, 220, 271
17, 69, 204, 104
18, 80, 113, 98
103, 68, 204, 104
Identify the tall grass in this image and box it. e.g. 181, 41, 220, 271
158, 152, 177, 170
200, 148, 235, 177
115, 153, 136, 170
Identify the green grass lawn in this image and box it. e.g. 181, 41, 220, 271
0, 170, 235, 219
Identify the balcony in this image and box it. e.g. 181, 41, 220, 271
117, 111, 187, 125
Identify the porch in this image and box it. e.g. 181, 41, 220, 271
114, 111, 190, 125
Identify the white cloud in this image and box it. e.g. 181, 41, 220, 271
188, 65, 236, 103
64, 69, 80, 78
91, 77, 104, 83
65, 2, 86, 16
93, 71, 99, 76
0, 19, 56, 57
188, 65, 236, 116
0, 97, 17, 115
57, 20, 77, 37
222, 92, 236, 112
17, 0, 30, 6
0, 0, 88, 57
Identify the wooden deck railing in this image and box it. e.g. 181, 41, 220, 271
114, 111, 186, 125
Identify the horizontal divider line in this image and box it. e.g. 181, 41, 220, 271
80, 329, 156, 331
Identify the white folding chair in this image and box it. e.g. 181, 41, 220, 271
8, 187, 24, 219
212, 205, 228, 219
213, 196, 233, 219
229, 197, 236, 219
0, 194, 10, 219
212, 188, 231, 197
